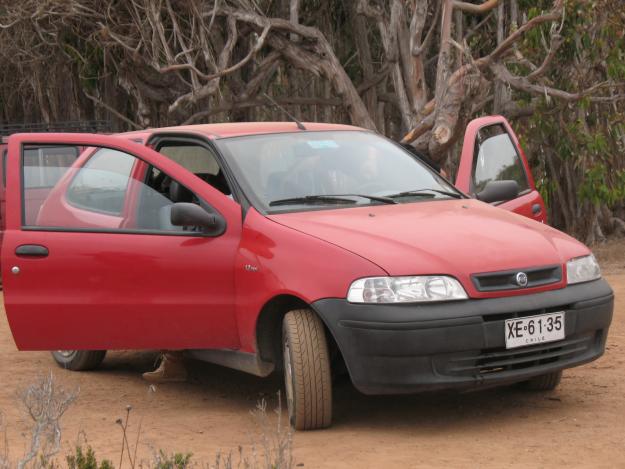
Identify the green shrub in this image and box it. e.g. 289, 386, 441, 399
153, 450, 193, 469
66, 446, 114, 469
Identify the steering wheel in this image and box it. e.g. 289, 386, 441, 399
357, 181, 387, 194
279, 158, 319, 196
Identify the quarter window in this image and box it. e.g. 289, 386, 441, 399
66, 148, 135, 215
472, 125, 529, 195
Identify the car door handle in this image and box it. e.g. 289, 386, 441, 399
532, 204, 542, 215
15, 244, 49, 258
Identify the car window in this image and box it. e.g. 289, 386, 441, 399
2, 148, 6, 188
22, 145, 204, 234
216, 130, 458, 212
159, 144, 220, 175
66, 148, 135, 215
472, 125, 530, 194
23, 146, 79, 189
157, 142, 232, 196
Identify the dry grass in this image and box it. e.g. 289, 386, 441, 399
0, 375, 293, 469
17, 373, 78, 469
0, 412, 9, 469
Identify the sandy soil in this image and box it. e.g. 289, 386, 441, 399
1, 251, 624, 467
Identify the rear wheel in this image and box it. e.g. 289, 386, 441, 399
523, 370, 562, 391
282, 309, 332, 430
51, 350, 106, 371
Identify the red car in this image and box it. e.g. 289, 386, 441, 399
1, 117, 613, 430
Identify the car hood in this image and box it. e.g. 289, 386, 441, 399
269, 199, 590, 296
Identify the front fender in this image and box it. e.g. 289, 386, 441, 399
234, 208, 386, 352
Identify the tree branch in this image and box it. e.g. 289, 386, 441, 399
453, 0, 500, 15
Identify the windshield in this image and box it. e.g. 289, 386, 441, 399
215, 130, 461, 212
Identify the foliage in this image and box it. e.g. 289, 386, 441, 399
153, 451, 192, 469
514, 0, 625, 242
0, 0, 623, 241
66, 446, 114, 469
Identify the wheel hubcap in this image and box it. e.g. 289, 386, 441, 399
57, 350, 76, 358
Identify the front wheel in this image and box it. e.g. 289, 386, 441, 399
51, 350, 107, 371
282, 309, 332, 430
523, 370, 562, 391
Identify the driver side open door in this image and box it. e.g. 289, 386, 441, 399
455, 116, 547, 224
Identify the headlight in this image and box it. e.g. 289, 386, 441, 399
347, 276, 468, 303
566, 254, 601, 285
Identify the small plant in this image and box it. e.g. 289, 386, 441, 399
66, 445, 114, 469
17, 372, 79, 469
249, 394, 293, 469
153, 451, 192, 469
115, 405, 142, 469
4, 376, 295, 469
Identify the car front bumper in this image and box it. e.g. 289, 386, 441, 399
312, 279, 613, 395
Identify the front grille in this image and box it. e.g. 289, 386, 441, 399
445, 333, 596, 376
472, 265, 562, 292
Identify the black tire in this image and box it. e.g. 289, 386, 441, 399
523, 370, 562, 391
282, 309, 332, 430
51, 350, 107, 371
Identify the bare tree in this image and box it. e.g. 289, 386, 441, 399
0, 0, 623, 240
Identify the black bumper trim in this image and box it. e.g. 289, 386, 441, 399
338, 315, 482, 331
312, 279, 613, 395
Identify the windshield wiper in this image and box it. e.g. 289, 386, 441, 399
328, 193, 398, 204
269, 193, 398, 207
269, 195, 359, 207
386, 188, 463, 199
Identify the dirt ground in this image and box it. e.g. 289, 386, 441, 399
1, 243, 625, 468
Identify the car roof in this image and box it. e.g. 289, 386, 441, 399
118, 121, 365, 141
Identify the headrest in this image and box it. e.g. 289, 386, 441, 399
169, 180, 194, 203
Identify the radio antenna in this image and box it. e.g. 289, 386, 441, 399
262, 93, 307, 130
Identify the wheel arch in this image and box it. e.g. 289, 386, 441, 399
255, 294, 343, 371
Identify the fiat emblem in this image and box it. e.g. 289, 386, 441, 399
516, 272, 528, 287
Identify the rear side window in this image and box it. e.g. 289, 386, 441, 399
23, 146, 79, 189
472, 125, 529, 194
66, 149, 135, 215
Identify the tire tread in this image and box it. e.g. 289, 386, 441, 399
524, 370, 562, 391
283, 309, 332, 430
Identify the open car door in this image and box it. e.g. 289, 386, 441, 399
2, 133, 242, 351
455, 116, 547, 224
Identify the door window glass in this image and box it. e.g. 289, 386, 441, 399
22, 145, 204, 234
66, 148, 135, 215
472, 125, 529, 194
23, 146, 79, 188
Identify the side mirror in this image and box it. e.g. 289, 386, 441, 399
170, 202, 226, 236
476, 180, 519, 204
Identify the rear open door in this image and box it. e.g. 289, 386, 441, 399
455, 116, 547, 224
